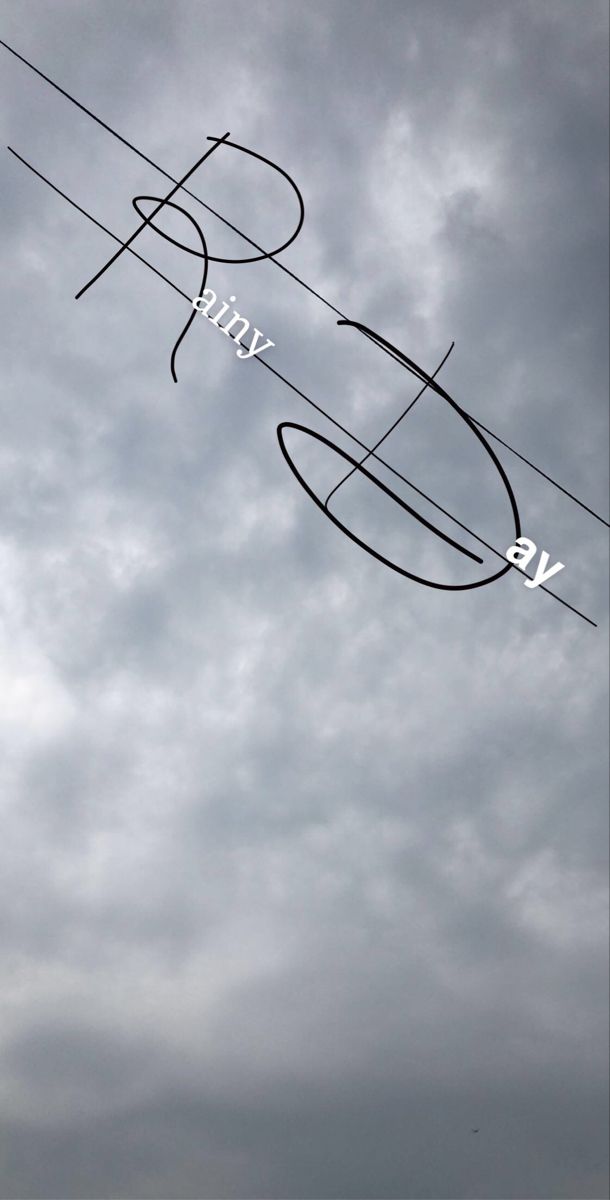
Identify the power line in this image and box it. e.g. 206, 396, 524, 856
1, 36, 608, 530
7, 146, 598, 628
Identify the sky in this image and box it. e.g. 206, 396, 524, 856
0, 2, 608, 1197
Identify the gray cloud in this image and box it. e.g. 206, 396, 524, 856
0, 1, 608, 1197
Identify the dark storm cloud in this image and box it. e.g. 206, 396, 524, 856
0, 1, 608, 1198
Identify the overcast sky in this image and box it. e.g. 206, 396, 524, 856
0, 2, 608, 1198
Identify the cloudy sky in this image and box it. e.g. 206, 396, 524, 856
0, 2, 608, 1197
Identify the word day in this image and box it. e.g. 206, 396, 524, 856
192, 291, 275, 360
505, 538, 565, 589
3, 34, 605, 627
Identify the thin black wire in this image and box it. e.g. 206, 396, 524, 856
1, 35, 608, 531
7, 146, 597, 629
325, 341, 455, 509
